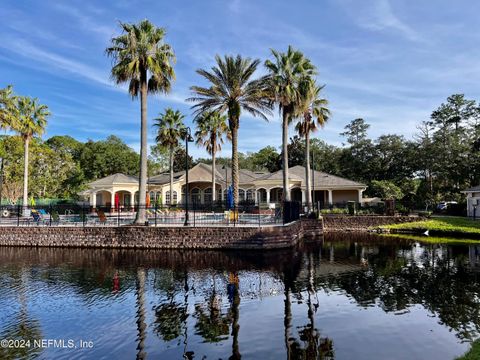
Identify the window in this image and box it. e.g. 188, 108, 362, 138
204, 188, 213, 204
239, 189, 246, 202
191, 188, 201, 204
246, 189, 255, 201
165, 190, 177, 205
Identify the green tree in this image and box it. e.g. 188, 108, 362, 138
194, 111, 230, 202
247, 146, 280, 172
188, 54, 272, 204
265, 46, 317, 201
340, 118, 370, 146
172, 147, 195, 172
370, 180, 404, 200
10, 96, 50, 208
79, 136, 140, 180
153, 108, 186, 205
295, 81, 330, 210
106, 19, 175, 224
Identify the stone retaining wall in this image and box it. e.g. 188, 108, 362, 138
322, 215, 420, 231
0, 219, 322, 250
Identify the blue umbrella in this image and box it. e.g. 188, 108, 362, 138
227, 186, 234, 209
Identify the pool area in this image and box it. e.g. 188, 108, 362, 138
1, 233, 479, 359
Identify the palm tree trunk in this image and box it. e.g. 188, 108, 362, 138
136, 268, 147, 360
169, 147, 174, 206
135, 69, 148, 224
212, 140, 216, 202
305, 131, 311, 211
231, 125, 239, 206
282, 111, 291, 201
23, 136, 29, 211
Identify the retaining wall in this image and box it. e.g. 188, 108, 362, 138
322, 215, 420, 231
0, 219, 322, 250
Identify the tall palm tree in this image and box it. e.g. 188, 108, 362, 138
11, 97, 50, 209
153, 108, 186, 206
265, 46, 316, 202
106, 19, 175, 224
295, 81, 330, 211
194, 111, 230, 203
188, 55, 272, 205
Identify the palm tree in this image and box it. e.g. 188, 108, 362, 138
106, 19, 175, 224
0, 85, 16, 129
194, 111, 230, 203
153, 108, 186, 206
265, 46, 316, 201
295, 81, 330, 211
188, 55, 272, 205
10, 97, 50, 209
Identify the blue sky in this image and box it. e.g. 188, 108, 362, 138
1, 0, 480, 158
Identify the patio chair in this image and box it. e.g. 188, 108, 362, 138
31, 210, 46, 226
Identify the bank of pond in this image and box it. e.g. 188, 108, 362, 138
1, 232, 480, 359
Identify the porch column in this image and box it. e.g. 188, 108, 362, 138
254, 189, 258, 204
91, 192, 96, 208
301, 190, 306, 204
266, 189, 271, 204
130, 191, 135, 208
110, 191, 115, 212
357, 189, 363, 204
328, 189, 333, 205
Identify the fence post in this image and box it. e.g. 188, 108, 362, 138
82, 205, 86, 227
49, 205, 52, 226
155, 202, 157, 227
17, 205, 20, 227
117, 206, 120, 227
193, 201, 196, 227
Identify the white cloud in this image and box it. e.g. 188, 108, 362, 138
338, 0, 422, 42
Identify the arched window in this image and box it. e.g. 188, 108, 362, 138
165, 190, 178, 205
191, 188, 201, 204
204, 188, 213, 204
246, 189, 255, 201
239, 189, 246, 202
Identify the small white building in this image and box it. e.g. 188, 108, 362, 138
462, 185, 480, 218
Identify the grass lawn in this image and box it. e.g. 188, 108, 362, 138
456, 340, 480, 360
382, 233, 480, 245
380, 216, 480, 238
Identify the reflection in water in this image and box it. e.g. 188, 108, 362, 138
1, 234, 480, 359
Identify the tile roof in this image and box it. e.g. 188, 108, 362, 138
289, 165, 366, 188
89, 173, 138, 186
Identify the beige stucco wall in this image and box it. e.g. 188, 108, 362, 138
332, 190, 358, 203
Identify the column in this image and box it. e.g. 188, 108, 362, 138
91, 192, 96, 209
301, 190, 306, 205
266, 189, 271, 204
328, 189, 333, 205
110, 191, 115, 212
130, 191, 135, 209
357, 189, 363, 204
254, 189, 258, 204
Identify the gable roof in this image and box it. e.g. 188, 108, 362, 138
89, 173, 138, 186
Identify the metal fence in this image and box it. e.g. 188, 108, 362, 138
0, 202, 293, 227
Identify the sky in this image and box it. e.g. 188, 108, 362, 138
1, 0, 480, 158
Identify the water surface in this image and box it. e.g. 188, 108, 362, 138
1, 233, 480, 359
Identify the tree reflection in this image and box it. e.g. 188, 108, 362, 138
0, 269, 43, 360
153, 269, 188, 343
194, 274, 230, 343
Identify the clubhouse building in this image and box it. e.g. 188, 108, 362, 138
81, 163, 366, 209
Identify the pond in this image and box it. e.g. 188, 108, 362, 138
1, 233, 480, 359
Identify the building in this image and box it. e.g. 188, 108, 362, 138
81, 163, 366, 209
462, 185, 480, 217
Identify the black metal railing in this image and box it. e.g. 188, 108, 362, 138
0, 202, 289, 227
